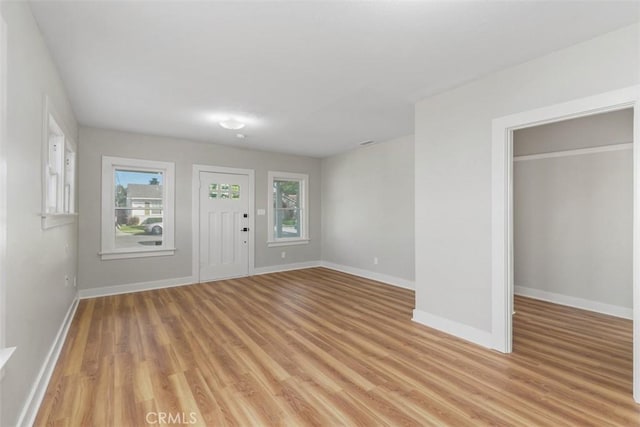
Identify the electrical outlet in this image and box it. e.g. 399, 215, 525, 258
373, 257, 379, 265
64, 275, 70, 287
281, 251, 286, 259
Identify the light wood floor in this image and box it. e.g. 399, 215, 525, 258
36, 268, 640, 426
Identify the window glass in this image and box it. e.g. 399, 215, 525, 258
208, 183, 240, 200
273, 180, 301, 238
113, 170, 164, 249
231, 184, 240, 199
45, 117, 65, 214
64, 149, 75, 213
267, 171, 308, 244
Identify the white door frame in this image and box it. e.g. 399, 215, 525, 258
0, 13, 7, 423
192, 165, 255, 283
491, 85, 640, 400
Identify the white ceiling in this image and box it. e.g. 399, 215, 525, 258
29, 1, 639, 158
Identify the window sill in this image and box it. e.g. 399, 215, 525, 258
41, 213, 77, 230
267, 239, 310, 248
99, 248, 176, 260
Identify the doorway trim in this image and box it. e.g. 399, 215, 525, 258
192, 165, 255, 283
491, 85, 640, 400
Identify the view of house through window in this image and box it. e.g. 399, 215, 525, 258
114, 169, 164, 249
101, 156, 175, 259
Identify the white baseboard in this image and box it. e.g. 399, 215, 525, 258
17, 294, 79, 427
77, 261, 412, 299
78, 276, 195, 299
412, 308, 493, 349
515, 285, 633, 319
320, 261, 414, 290
253, 261, 322, 275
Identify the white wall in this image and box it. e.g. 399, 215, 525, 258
414, 24, 639, 337
321, 135, 414, 286
1, 3, 78, 425
78, 127, 322, 291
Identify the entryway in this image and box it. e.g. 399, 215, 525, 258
192, 165, 255, 282
491, 85, 640, 401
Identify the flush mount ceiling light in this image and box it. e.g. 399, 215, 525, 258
219, 119, 246, 130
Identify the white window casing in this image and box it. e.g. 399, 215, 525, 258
100, 156, 176, 260
267, 171, 309, 247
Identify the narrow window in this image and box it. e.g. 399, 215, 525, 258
64, 147, 75, 213
41, 98, 77, 229
45, 116, 64, 214
267, 171, 309, 246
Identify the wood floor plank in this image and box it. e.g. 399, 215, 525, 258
35, 267, 640, 426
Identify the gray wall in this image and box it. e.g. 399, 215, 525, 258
414, 23, 638, 332
514, 109, 633, 309
321, 135, 414, 284
78, 127, 322, 290
1, 3, 78, 425
514, 108, 633, 155
514, 148, 632, 308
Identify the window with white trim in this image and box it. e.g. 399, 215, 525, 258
42, 101, 77, 229
267, 171, 309, 246
101, 156, 175, 260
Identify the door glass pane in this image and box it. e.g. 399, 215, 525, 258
231, 184, 240, 199
217, 183, 230, 199
209, 183, 218, 198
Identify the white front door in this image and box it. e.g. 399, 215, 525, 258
199, 171, 250, 281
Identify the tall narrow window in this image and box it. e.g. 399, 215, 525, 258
267, 171, 309, 246
101, 156, 175, 260
45, 117, 65, 213
41, 97, 77, 229
64, 148, 76, 214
